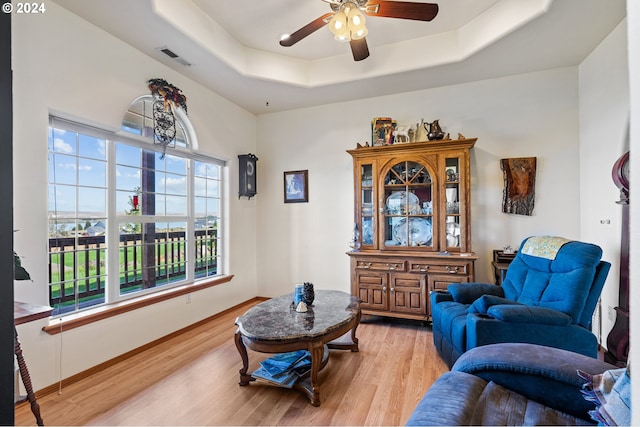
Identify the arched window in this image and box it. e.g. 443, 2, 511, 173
122, 95, 194, 150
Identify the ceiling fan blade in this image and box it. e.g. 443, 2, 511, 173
364, 1, 439, 21
279, 12, 334, 47
350, 38, 370, 61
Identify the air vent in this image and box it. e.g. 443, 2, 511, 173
160, 48, 178, 58
156, 46, 192, 67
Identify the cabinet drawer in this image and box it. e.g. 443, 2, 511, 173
409, 262, 469, 275
355, 260, 406, 272
429, 274, 469, 292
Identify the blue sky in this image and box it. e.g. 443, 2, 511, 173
48, 127, 221, 227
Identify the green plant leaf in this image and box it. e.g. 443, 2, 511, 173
14, 252, 31, 281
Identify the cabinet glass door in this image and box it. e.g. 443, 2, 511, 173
360, 164, 374, 246
382, 161, 433, 249
444, 157, 461, 250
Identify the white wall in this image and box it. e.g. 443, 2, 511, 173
12, 3, 258, 390
256, 68, 585, 298
578, 19, 629, 348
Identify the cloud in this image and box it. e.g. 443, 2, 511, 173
164, 175, 186, 193
59, 162, 76, 170
97, 140, 106, 157
54, 137, 73, 154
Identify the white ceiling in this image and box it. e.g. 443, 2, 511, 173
51, 0, 626, 115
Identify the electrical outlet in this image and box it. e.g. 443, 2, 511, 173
608, 305, 615, 321
599, 218, 612, 228
186, 294, 191, 304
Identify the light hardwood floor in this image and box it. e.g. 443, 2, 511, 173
15, 299, 449, 426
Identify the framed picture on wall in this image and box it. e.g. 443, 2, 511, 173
284, 170, 308, 203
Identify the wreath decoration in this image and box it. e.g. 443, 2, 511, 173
147, 78, 188, 114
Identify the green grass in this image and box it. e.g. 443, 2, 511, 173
49, 240, 217, 305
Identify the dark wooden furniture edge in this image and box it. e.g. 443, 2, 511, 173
346, 251, 479, 260
346, 138, 477, 156
15, 303, 54, 326
14, 302, 53, 426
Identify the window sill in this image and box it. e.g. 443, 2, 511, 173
42, 274, 234, 335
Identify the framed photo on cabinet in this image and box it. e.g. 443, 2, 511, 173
284, 170, 308, 203
371, 117, 397, 146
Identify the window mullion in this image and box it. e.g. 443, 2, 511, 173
186, 160, 195, 282
106, 139, 120, 303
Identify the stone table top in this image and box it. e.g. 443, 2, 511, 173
235, 290, 360, 343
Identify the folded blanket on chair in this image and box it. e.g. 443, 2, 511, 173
521, 236, 572, 260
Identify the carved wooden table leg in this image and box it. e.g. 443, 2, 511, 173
307, 341, 325, 407
327, 310, 361, 352
15, 328, 44, 426
234, 329, 254, 386
349, 316, 360, 351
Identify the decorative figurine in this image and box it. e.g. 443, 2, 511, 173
295, 301, 308, 313
425, 120, 445, 140
393, 127, 410, 143
303, 282, 315, 306
349, 224, 361, 251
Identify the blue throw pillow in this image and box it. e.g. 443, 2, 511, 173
448, 283, 504, 304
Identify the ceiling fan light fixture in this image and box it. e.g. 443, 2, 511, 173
347, 6, 366, 29
351, 26, 368, 40
329, 10, 347, 35
334, 28, 351, 42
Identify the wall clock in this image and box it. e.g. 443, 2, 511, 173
605, 150, 629, 366
238, 154, 258, 199
612, 151, 629, 199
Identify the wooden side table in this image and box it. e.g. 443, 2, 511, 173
14, 301, 53, 426
492, 250, 517, 285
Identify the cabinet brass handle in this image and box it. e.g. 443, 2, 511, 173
446, 266, 459, 274
417, 265, 429, 272
390, 287, 395, 292
387, 263, 396, 270
383, 286, 387, 291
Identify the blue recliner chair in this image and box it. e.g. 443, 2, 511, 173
431, 236, 611, 368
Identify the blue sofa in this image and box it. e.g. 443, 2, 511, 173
431, 236, 611, 367
406, 343, 623, 426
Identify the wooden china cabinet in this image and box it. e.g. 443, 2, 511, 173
347, 138, 478, 321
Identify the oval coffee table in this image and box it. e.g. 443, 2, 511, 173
234, 289, 361, 406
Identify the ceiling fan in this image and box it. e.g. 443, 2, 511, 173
279, 0, 439, 61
